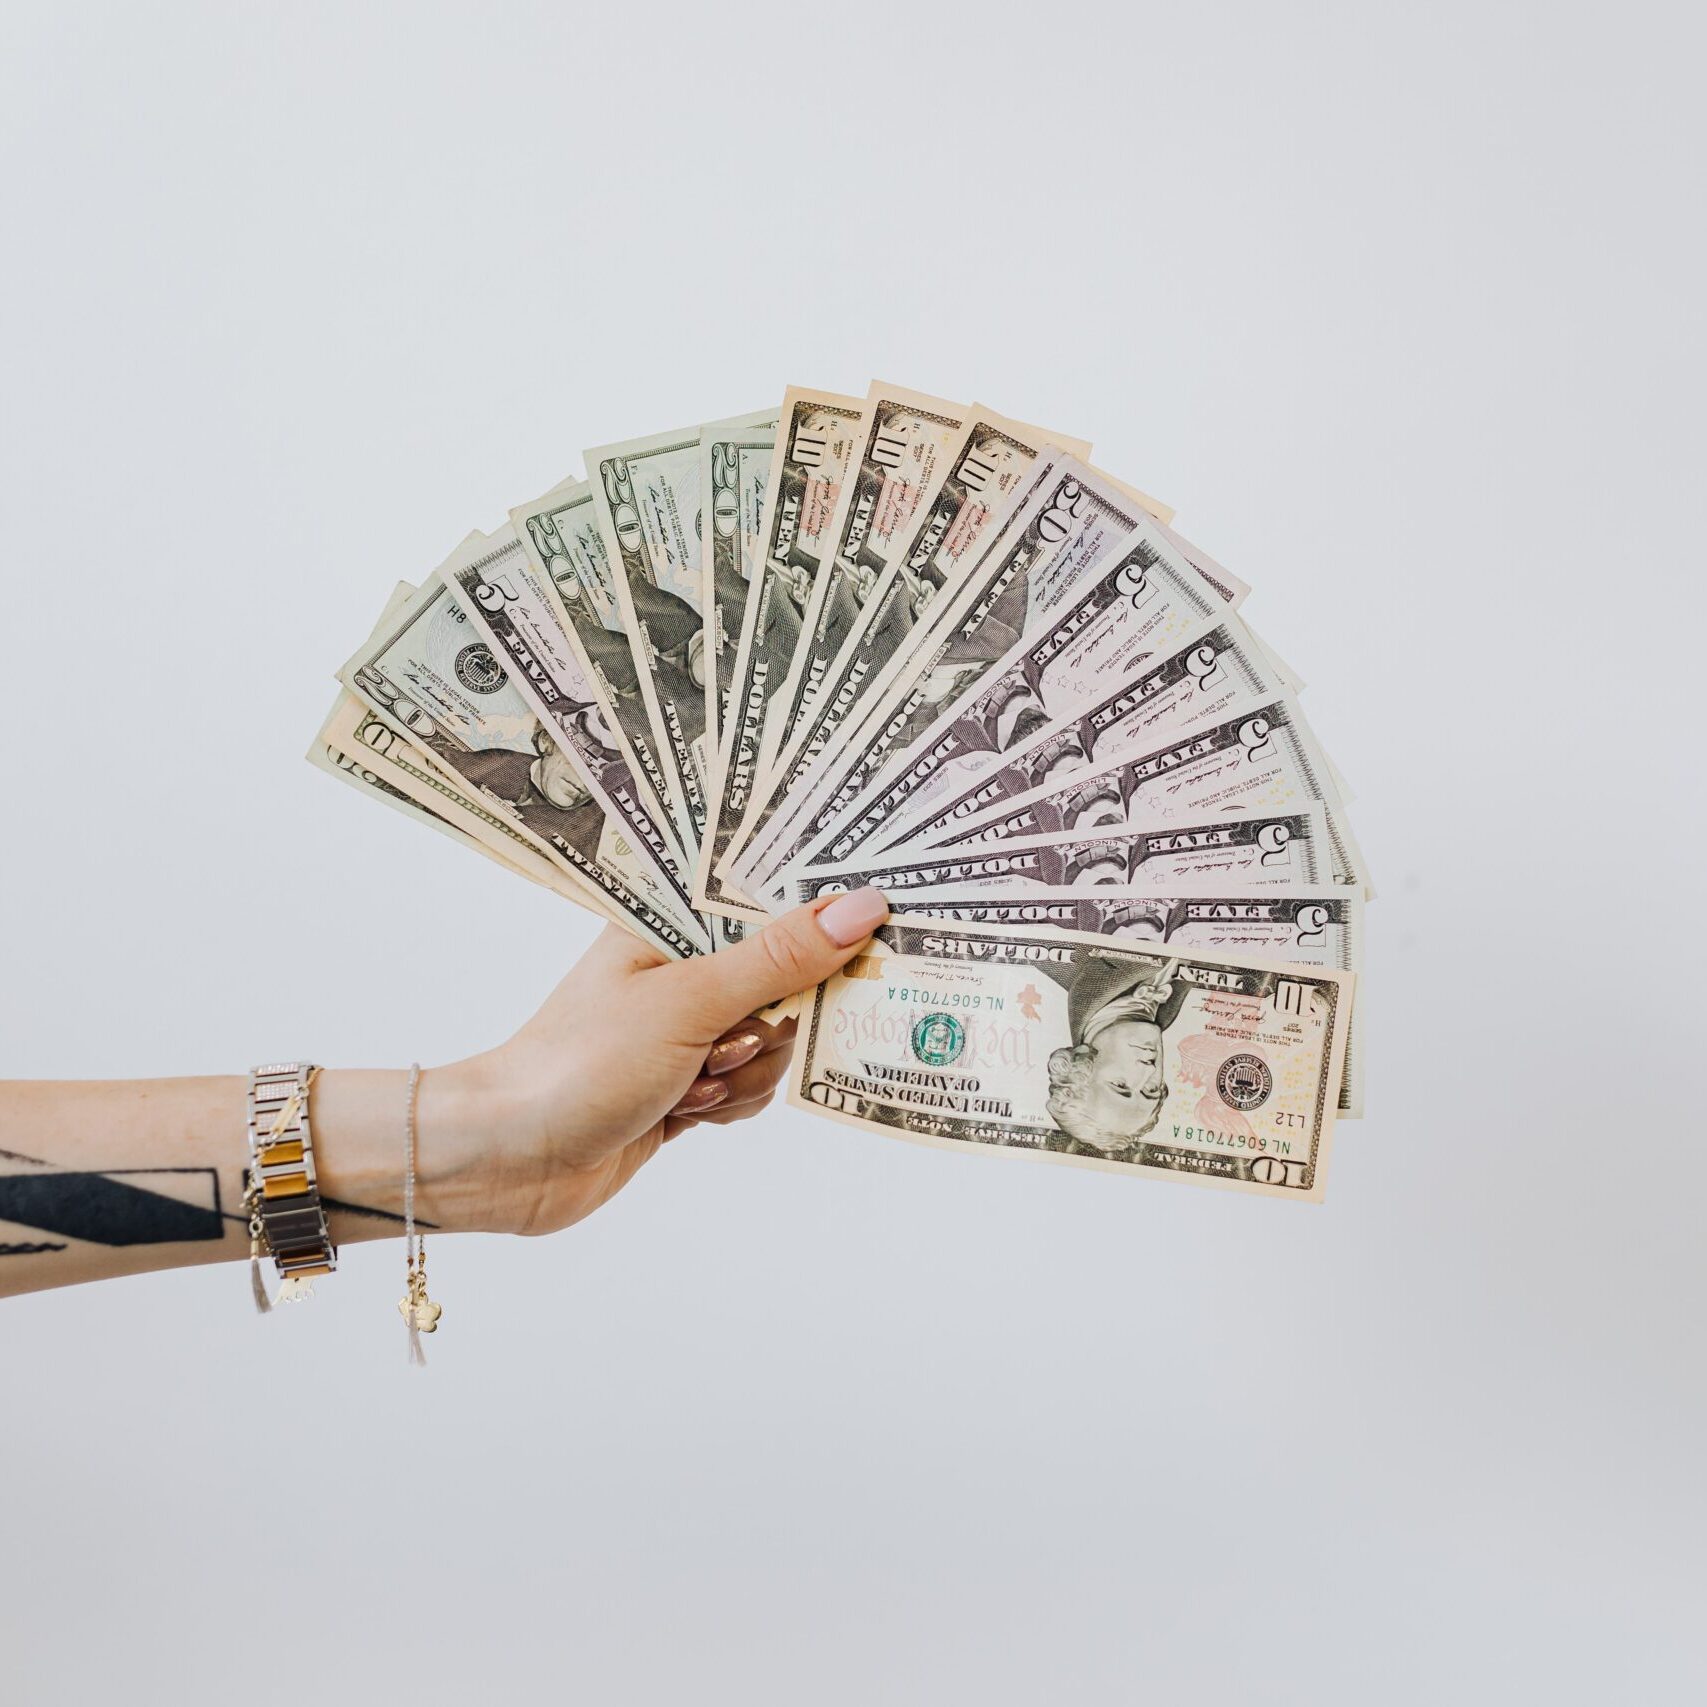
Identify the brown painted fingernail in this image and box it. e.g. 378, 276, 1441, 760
676, 1079, 729, 1114
707, 1032, 763, 1074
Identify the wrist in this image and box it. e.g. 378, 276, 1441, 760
415, 1050, 522, 1235
311, 1056, 518, 1241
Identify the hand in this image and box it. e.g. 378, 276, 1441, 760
424, 888, 889, 1236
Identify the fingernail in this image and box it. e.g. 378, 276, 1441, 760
817, 886, 889, 947
707, 1032, 763, 1074
676, 1079, 729, 1114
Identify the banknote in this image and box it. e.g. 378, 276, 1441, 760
716, 384, 969, 893
307, 569, 586, 900
778, 807, 1336, 903
342, 557, 707, 957
313, 385, 1372, 1162
724, 448, 1086, 894
738, 455, 1242, 895
867, 608, 1288, 855
790, 918, 1352, 1201
324, 690, 765, 957
922, 695, 1362, 889
309, 581, 580, 898
586, 409, 776, 843
310, 729, 539, 878
701, 415, 778, 767
843, 553, 1247, 859
312, 691, 626, 919
436, 528, 701, 917
878, 889, 1363, 1116
329, 573, 747, 953
510, 476, 685, 847
719, 408, 1099, 902
694, 386, 864, 915
749, 383, 968, 782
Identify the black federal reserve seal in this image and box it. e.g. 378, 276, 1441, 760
1217, 1052, 1273, 1112
911, 1012, 966, 1067
454, 642, 505, 694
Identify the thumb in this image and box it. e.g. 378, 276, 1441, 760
653, 887, 890, 1040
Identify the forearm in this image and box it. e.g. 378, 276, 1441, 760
0, 1062, 500, 1299
2, 900, 874, 1300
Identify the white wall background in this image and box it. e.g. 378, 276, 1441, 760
3, 4, 1702, 1701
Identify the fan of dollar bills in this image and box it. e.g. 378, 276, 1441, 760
313, 383, 1369, 1203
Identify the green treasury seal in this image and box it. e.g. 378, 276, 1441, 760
911, 1012, 966, 1067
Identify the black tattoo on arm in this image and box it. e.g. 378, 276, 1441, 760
0, 1168, 225, 1246
322, 1197, 437, 1230
1, 1130, 438, 1267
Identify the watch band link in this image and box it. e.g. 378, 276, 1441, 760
247, 1062, 337, 1279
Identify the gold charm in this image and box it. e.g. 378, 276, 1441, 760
276, 1275, 316, 1303
398, 1266, 441, 1333
404, 1296, 443, 1333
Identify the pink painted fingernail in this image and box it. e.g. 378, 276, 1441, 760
816, 886, 889, 947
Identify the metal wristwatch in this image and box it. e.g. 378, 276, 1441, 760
246, 1062, 337, 1292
